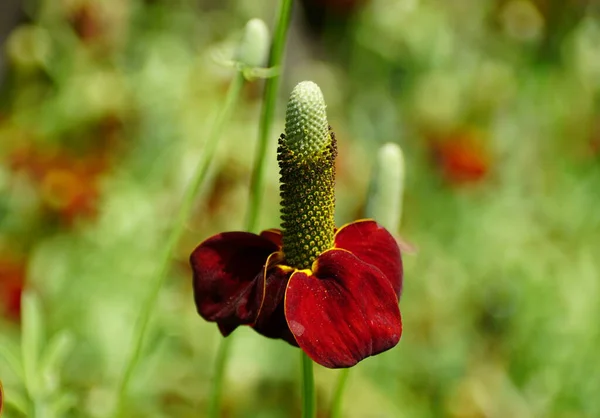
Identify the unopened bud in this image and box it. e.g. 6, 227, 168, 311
366, 143, 405, 233
234, 18, 270, 68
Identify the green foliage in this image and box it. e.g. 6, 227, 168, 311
1, 292, 75, 417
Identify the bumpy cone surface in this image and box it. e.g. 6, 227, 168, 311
278, 81, 337, 269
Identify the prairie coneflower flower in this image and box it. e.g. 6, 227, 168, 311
190, 82, 403, 368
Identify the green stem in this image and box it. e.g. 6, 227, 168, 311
206, 337, 233, 417
113, 71, 245, 418
246, 0, 294, 232
205, 1, 293, 417
301, 352, 316, 418
329, 368, 350, 418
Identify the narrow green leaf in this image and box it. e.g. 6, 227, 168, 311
21, 291, 45, 397
3, 387, 30, 415
0, 337, 25, 381
49, 393, 77, 417
40, 331, 74, 378
241, 65, 278, 81
40, 331, 74, 396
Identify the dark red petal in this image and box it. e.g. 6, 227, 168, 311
217, 322, 237, 337
285, 249, 402, 368
190, 232, 277, 336
260, 229, 283, 248
252, 261, 298, 346
334, 219, 403, 298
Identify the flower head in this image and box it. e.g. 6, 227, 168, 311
190, 81, 403, 368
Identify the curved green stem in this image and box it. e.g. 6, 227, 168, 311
113, 71, 246, 418
301, 352, 316, 418
206, 1, 294, 417
329, 368, 350, 418
246, 0, 294, 232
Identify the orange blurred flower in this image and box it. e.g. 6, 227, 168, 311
69, 3, 105, 43
430, 130, 491, 185
10, 145, 108, 224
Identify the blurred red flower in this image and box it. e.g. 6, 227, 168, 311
10, 145, 107, 224
430, 131, 491, 185
69, 3, 105, 43
0, 256, 26, 321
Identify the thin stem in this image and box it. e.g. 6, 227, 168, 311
246, 0, 293, 232
205, 2, 294, 416
113, 71, 246, 418
206, 337, 233, 417
329, 368, 350, 418
301, 352, 316, 418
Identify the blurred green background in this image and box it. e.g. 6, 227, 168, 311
1, 0, 600, 417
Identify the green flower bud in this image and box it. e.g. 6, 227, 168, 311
234, 18, 270, 68
366, 143, 405, 233
6, 25, 51, 70
278, 81, 337, 269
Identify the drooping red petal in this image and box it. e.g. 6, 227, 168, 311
190, 232, 277, 336
260, 229, 283, 248
252, 257, 297, 346
334, 219, 403, 298
285, 249, 402, 368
